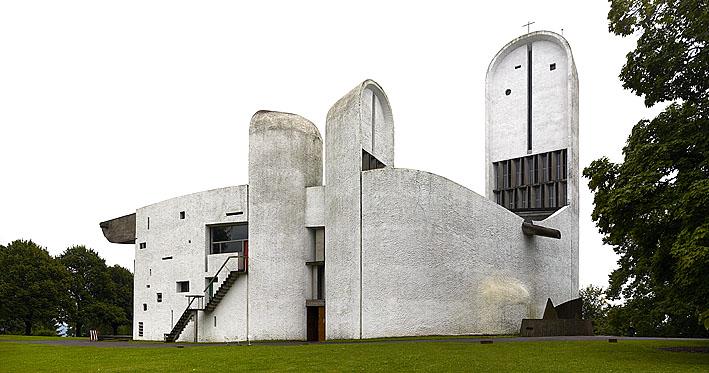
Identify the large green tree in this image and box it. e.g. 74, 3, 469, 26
0, 240, 70, 335
107, 265, 133, 334
583, 0, 708, 336
59, 246, 118, 336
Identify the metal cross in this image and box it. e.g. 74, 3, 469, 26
522, 21, 535, 34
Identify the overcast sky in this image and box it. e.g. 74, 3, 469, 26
0, 1, 665, 290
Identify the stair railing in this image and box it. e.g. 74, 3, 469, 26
167, 254, 248, 342
203, 254, 247, 303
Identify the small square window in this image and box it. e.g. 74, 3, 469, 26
179, 211, 185, 219
157, 293, 162, 303
550, 63, 556, 71
139, 242, 146, 249
143, 303, 147, 311
176, 281, 190, 293
138, 322, 144, 337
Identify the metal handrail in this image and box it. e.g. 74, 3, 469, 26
173, 254, 247, 334
203, 254, 246, 296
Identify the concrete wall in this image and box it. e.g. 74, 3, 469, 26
133, 185, 248, 341
247, 111, 323, 340
324, 80, 394, 339
360, 167, 578, 337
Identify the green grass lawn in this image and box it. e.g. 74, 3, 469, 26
0, 338, 707, 372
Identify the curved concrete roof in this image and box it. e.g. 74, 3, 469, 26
249, 110, 322, 141
486, 30, 576, 81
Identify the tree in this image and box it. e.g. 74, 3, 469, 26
0, 240, 69, 335
608, 0, 709, 107
579, 285, 609, 334
583, 0, 709, 336
107, 265, 133, 334
58, 246, 114, 336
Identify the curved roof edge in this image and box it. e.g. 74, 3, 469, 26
485, 30, 576, 81
250, 110, 322, 141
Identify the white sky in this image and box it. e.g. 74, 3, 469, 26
0, 1, 664, 290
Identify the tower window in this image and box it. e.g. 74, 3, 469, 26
505, 89, 512, 96
143, 303, 147, 311
139, 242, 146, 249
179, 211, 185, 219
514, 65, 521, 69
157, 293, 162, 303
550, 63, 556, 71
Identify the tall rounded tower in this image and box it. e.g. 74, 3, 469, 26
247, 111, 323, 340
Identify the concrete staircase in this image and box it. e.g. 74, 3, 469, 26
204, 271, 241, 313
164, 309, 195, 342
164, 270, 243, 342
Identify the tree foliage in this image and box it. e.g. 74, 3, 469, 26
582, 0, 709, 336
608, 0, 709, 106
59, 245, 132, 337
0, 240, 70, 335
579, 285, 610, 334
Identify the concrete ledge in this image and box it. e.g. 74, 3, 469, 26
99, 213, 136, 244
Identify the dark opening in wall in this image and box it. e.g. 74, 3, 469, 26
157, 293, 162, 303
550, 63, 556, 71
225, 211, 243, 216
138, 322, 143, 337
179, 211, 185, 219
139, 242, 146, 249
362, 150, 385, 171
162, 256, 173, 260
505, 89, 512, 96
214, 316, 217, 327
143, 303, 147, 311
147, 217, 150, 230
515, 65, 521, 69
176, 281, 190, 293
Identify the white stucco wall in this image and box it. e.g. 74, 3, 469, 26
360, 167, 577, 337
133, 185, 248, 341
247, 111, 322, 340
325, 80, 394, 340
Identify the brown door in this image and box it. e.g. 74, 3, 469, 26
317, 306, 325, 342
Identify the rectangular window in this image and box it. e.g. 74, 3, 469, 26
547, 184, 556, 208
210, 223, 248, 255
540, 154, 548, 182
138, 322, 143, 337
179, 211, 185, 219
515, 160, 522, 187
143, 303, 147, 311
139, 242, 146, 249
157, 293, 162, 303
176, 281, 189, 293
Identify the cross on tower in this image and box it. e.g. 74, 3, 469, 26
522, 21, 535, 34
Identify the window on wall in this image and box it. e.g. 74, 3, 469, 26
138, 322, 143, 337
139, 242, 146, 249
176, 281, 189, 293
492, 149, 568, 212
210, 223, 248, 255
157, 293, 162, 303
